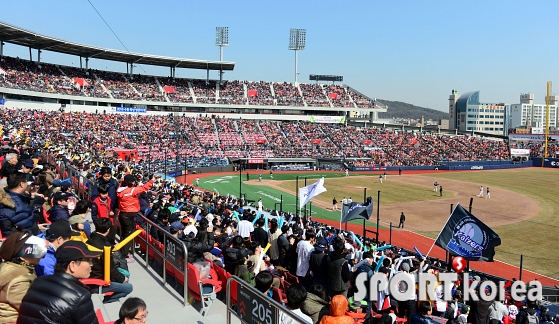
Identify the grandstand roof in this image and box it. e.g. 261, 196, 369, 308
0, 21, 235, 71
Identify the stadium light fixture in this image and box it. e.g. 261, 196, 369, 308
289, 28, 306, 83
216, 27, 229, 82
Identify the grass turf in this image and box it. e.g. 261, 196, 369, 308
421, 168, 559, 279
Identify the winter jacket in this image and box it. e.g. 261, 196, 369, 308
235, 264, 255, 286
319, 295, 354, 324
515, 307, 538, 324
224, 246, 241, 274
47, 205, 70, 222
301, 292, 329, 324
0, 188, 35, 237
35, 245, 56, 277
252, 227, 268, 249
91, 177, 118, 211
183, 232, 215, 264
277, 234, 290, 257
327, 251, 351, 293
17, 272, 98, 324
309, 251, 329, 281
116, 180, 154, 213
467, 299, 493, 324
0, 262, 36, 323
90, 196, 112, 223
86, 232, 126, 283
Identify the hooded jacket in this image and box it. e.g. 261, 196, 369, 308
0, 261, 36, 322
47, 205, 70, 223
183, 232, 215, 264
319, 295, 354, 324
301, 292, 329, 324
117, 179, 154, 213
0, 187, 35, 237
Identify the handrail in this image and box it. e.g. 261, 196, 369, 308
136, 212, 189, 307
226, 275, 309, 324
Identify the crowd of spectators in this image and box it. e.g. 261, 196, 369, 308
0, 56, 387, 109
218, 80, 245, 105
247, 81, 275, 106
327, 85, 354, 108
274, 82, 304, 106
300, 84, 331, 107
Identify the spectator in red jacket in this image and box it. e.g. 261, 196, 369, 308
91, 184, 116, 244
116, 174, 158, 258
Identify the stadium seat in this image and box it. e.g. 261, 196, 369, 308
284, 272, 299, 285
271, 287, 287, 305
186, 262, 222, 317
95, 309, 115, 324
81, 278, 114, 302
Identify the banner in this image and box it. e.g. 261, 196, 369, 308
309, 116, 346, 124
340, 198, 373, 223
329, 93, 339, 100
299, 177, 327, 209
114, 107, 147, 113
434, 204, 501, 261
163, 86, 176, 94
312, 139, 321, 144
510, 149, 530, 155
248, 90, 258, 97
248, 158, 264, 164
363, 140, 372, 145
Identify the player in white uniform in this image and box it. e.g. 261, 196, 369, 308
258, 198, 263, 212
477, 186, 483, 197
486, 187, 490, 199
345, 169, 349, 177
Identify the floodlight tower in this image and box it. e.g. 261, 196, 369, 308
289, 28, 306, 84
216, 27, 229, 82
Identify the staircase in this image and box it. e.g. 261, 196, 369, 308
92, 73, 114, 99
188, 81, 196, 103
212, 118, 221, 146
154, 76, 170, 102
123, 75, 140, 96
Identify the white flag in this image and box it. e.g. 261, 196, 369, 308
299, 177, 327, 209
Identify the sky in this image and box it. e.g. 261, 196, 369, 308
3, 1, 559, 112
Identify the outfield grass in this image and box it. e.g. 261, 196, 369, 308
422, 169, 559, 279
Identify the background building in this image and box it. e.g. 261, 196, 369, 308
448, 90, 507, 135
509, 93, 558, 134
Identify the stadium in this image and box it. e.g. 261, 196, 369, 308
0, 14, 558, 324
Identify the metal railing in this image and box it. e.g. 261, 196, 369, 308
135, 213, 189, 307
226, 275, 309, 324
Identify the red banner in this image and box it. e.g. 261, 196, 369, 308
312, 139, 321, 144
73, 78, 89, 88
256, 139, 266, 144
363, 140, 372, 145
248, 158, 264, 164
248, 90, 258, 97
329, 93, 339, 100
164, 86, 176, 94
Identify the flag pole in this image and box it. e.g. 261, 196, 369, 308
425, 202, 459, 259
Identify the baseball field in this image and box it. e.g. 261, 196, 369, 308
193, 167, 559, 281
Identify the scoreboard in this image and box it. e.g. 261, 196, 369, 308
309, 75, 343, 82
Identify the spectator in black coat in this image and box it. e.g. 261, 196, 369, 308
17, 241, 102, 324
252, 217, 268, 248
277, 225, 290, 268
86, 218, 133, 304
151, 208, 170, 243
182, 223, 214, 264
0, 173, 38, 237
224, 235, 244, 273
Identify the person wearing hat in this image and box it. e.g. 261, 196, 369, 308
20, 159, 35, 174
36, 221, 80, 277
68, 215, 88, 242
170, 220, 184, 239
117, 173, 157, 258
235, 248, 255, 286
18, 241, 101, 323
47, 191, 72, 222
0, 231, 48, 322
0, 173, 38, 238
86, 218, 133, 304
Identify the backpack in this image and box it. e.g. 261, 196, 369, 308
524, 311, 539, 324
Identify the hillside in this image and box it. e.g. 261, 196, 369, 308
376, 99, 449, 121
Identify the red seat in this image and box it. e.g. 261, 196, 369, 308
81, 278, 114, 299
187, 262, 222, 317
346, 311, 367, 324
135, 230, 147, 253
213, 263, 228, 290
284, 272, 299, 285
95, 309, 115, 324
271, 287, 287, 305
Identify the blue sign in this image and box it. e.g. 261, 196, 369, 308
0, 98, 5, 105
116, 107, 146, 113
